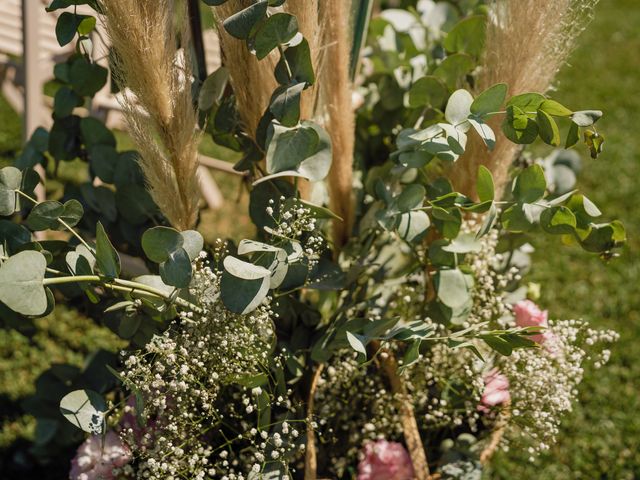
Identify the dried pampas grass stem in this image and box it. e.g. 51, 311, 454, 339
319, 0, 356, 248
99, 0, 201, 230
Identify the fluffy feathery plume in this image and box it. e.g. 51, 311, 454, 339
318, 0, 356, 248
99, 0, 201, 230
212, 1, 279, 138
449, 0, 599, 198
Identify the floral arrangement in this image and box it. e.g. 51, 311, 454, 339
0, 0, 624, 479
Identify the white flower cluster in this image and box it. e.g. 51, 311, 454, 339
266, 197, 324, 267
313, 352, 403, 477
119, 257, 300, 479
498, 319, 618, 459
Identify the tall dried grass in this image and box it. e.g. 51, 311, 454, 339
212, 1, 279, 138
99, 0, 200, 230
318, 0, 356, 247
448, 0, 599, 198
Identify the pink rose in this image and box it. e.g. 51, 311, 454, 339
479, 369, 510, 412
513, 300, 551, 344
70, 430, 132, 480
357, 440, 415, 480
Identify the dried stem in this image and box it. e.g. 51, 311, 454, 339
211, 1, 278, 138
318, 0, 356, 249
304, 364, 324, 480
373, 341, 431, 479
480, 402, 511, 465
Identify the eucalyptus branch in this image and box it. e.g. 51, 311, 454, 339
15, 189, 95, 255
42, 275, 203, 313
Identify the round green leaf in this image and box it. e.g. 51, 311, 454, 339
220, 271, 270, 314
180, 230, 204, 261
571, 110, 603, 127
142, 226, 184, 263
59, 389, 106, 434
0, 167, 22, 216
407, 76, 448, 109
445, 89, 473, 127
470, 83, 507, 116
540, 206, 577, 234
0, 251, 48, 316
160, 248, 193, 288
512, 164, 547, 203
397, 184, 426, 212
223, 1, 268, 40
252, 13, 299, 60
397, 210, 430, 242
436, 268, 473, 308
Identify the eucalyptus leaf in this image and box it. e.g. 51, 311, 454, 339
436, 268, 473, 309
0, 166, 23, 216
181, 230, 204, 261
252, 13, 299, 60
445, 89, 473, 129
397, 210, 430, 242
0, 251, 48, 316
468, 116, 496, 149
346, 331, 368, 356
160, 248, 192, 288
470, 83, 507, 116
59, 389, 106, 434
540, 99, 573, 117
407, 76, 448, 109
269, 83, 306, 127
397, 184, 426, 212
220, 271, 270, 314
536, 109, 561, 146
95, 222, 120, 278
512, 165, 546, 203
476, 166, 495, 203
571, 110, 603, 127
198, 67, 230, 111
142, 227, 184, 263
223, 1, 268, 40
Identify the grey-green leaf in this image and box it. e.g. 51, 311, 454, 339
0, 251, 48, 316
95, 222, 120, 278
571, 110, 603, 127
0, 166, 23, 216
436, 268, 473, 308
160, 248, 192, 288
252, 13, 299, 60
223, 1, 268, 40
476, 165, 494, 203
142, 226, 184, 264
59, 389, 106, 434
470, 83, 507, 116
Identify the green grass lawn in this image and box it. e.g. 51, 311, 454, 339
1, 0, 638, 477
487, 0, 640, 478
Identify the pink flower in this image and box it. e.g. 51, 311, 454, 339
513, 300, 551, 344
70, 431, 132, 480
357, 440, 415, 480
479, 369, 510, 412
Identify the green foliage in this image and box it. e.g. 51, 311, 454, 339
59, 389, 106, 434
0, 251, 48, 316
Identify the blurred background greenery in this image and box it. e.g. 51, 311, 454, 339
0, 0, 638, 478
